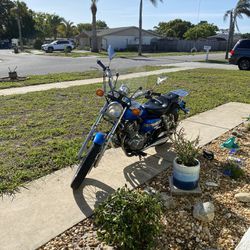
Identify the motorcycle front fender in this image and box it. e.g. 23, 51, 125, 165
93, 132, 106, 145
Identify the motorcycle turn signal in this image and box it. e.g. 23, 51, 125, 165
96, 88, 104, 97
131, 108, 141, 116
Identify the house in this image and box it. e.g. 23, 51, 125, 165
207, 33, 241, 41
75, 26, 161, 51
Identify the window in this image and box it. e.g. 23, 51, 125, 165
238, 40, 250, 49
58, 41, 69, 45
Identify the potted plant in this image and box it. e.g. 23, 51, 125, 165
171, 128, 200, 190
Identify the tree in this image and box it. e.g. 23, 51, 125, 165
47, 14, 63, 40
183, 22, 218, 40
10, 1, 33, 51
0, 0, 15, 38
96, 20, 108, 29
224, 0, 250, 59
77, 20, 108, 33
242, 32, 250, 38
58, 19, 77, 38
33, 12, 51, 39
138, 0, 163, 56
91, 0, 98, 52
154, 19, 193, 39
77, 23, 93, 32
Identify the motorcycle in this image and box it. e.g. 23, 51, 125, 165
71, 47, 190, 190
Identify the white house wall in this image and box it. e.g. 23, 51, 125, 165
102, 35, 156, 50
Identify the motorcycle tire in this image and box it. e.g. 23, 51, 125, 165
71, 143, 102, 190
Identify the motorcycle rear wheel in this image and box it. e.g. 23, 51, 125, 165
71, 143, 102, 190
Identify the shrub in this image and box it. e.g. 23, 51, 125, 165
94, 186, 163, 249
171, 128, 200, 166
33, 39, 43, 50
222, 160, 244, 179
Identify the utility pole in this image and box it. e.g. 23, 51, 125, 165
138, 0, 143, 56
225, 10, 233, 59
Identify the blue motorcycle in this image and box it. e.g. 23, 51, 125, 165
71, 48, 189, 189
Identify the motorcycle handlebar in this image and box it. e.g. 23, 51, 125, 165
144, 91, 161, 99
97, 60, 106, 71
151, 92, 161, 96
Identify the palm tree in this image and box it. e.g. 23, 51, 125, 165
138, 0, 163, 56
48, 14, 63, 40
224, 0, 250, 59
91, 0, 98, 52
60, 20, 76, 38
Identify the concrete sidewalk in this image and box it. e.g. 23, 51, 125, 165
0, 61, 236, 96
236, 227, 250, 250
0, 66, 195, 96
0, 102, 249, 250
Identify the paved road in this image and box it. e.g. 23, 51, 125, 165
0, 49, 226, 76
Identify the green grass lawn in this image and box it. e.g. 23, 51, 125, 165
0, 68, 249, 194
42, 50, 225, 58
0, 65, 175, 90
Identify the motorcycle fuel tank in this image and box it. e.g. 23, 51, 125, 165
141, 118, 161, 133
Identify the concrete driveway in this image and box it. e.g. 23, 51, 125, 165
0, 49, 227, 76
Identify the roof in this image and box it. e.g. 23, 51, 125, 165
208, 33, 242, 41
208, 34, 229, 41
76, 26, 160, 38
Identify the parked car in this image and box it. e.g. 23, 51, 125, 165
41, 40, 75, 53
229, 39, 250, 70
0, 40, 11, 49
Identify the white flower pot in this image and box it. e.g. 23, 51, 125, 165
173, 157, 200, 190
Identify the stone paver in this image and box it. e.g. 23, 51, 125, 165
0, 102, 249, 250
236, 227, 250, 250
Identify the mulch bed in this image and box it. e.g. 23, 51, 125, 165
40, 123, 250, 250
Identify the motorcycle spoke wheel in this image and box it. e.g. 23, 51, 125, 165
71, 143, 102, 190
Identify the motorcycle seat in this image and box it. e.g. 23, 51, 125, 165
143, 92, 178, 115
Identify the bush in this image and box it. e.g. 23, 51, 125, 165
94, 186, 163, 249
222, 160, 244, 179
171, 128, 200, 166
33, 39, 43, 50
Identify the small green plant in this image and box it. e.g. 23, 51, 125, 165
64, 46, 69, 54
222, 160, 244, 179
171, 128, 200, 166
94, 186, 163, 250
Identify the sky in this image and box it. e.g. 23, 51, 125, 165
23, 0, 250, 33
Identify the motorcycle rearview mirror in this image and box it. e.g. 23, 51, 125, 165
157, 76, 168, 86
108, 45, 116, 61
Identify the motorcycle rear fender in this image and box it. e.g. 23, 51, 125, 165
170, 89, 189, 97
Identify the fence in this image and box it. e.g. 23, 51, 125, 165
155, 39, 228, 52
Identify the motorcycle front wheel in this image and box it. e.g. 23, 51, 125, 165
71, 143, 102, 190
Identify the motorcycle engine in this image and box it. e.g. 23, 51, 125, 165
162, 113, 177, 134
123, 121, 147, 151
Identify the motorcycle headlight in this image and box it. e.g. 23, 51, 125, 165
105, 102, 123, 120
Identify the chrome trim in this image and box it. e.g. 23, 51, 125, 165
94, 107, 127, 167
77, 103, 108, 159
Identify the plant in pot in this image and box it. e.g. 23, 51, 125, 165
171, 128, 200, 190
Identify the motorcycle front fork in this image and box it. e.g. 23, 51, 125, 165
78, 103, 127, 167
